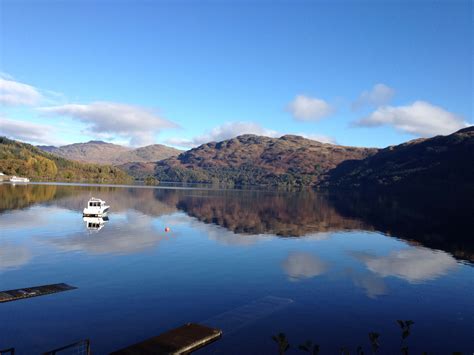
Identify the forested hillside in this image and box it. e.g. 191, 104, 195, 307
324, 126, 474, 190
0, 137, 132, 183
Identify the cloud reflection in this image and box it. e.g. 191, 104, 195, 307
348, 270, 388, 298
0, 207, 50, 230
44, 211, 166, 255
203, 224, 268, 246
353, 247, 458, 283
282, 252, 328, 281
0, 242, 32, 271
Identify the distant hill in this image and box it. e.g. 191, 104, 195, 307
118, 161, 157, 179
38, 140, 181, 165
116, 144, 182, 165
0, 137, 132, 183
148, 134, 377, 186
324, 126, 474, 190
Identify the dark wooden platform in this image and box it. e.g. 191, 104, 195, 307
110, 323, 222, 355
0, 283, 77, 303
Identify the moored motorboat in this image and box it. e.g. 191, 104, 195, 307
10, 176, 30, 183
83, 197, 110, 217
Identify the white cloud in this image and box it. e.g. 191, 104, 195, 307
287, 95, 334, 121
352, 83, 395, 110
0, 116, 66, 145
355, 101, 470, 137
282, 252, 328, 281
297, 133, 336, 144
164, 137, 197, 148
0, 77, 42, 106
39, 101, 178, 146
165, 121, 279, 148
353, 247, 457, 283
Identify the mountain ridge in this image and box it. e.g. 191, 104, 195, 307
147, 134, 378, 186
38, 140, 182, 165
31, 127, 474, 190
117, 128, 474, 189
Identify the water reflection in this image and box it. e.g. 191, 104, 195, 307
174, 190, 370, 236
0, 242, 32, 271
282, 252, 328, 281
351, 247, 458, 283
0, 183, 58, 212
348, 270, 388, 298
344, 245, 459, 298
0, 183, 472, 263
0, 184, 473, 353
0, 207, 50, 230
50, 187, 177, 221
328, 189, 474, 262
44, 211, 165, 255
83, 216, 109, 231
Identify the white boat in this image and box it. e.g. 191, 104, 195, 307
10, 176, 30, 183
83, 216, 108, 231
83, 197, 110, 217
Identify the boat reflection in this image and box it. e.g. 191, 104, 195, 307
83, 216, 109, 231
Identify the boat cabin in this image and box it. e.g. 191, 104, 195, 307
83, 198, 110, 217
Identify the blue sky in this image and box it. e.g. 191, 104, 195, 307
0, 0, 472, 148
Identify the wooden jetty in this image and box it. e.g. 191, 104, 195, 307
111, 323, 222, 354
0, 283, 77, 303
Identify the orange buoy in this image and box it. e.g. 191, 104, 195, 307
165, 227, 170, 232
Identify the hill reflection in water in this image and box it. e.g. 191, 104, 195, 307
0, 183, 472, 262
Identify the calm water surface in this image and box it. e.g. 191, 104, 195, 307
0, 183, 473, 354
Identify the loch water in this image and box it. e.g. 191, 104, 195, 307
0, 183, 473, 354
